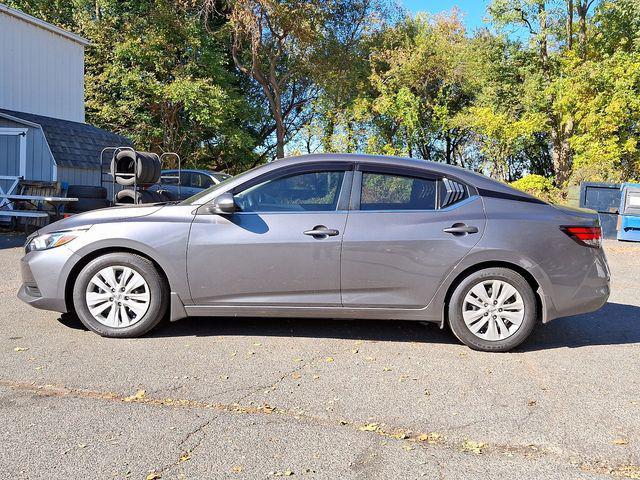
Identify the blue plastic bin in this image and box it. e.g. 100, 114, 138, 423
617, 183, 640, 242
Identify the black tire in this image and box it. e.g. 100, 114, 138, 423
137, 153, 161, 184
67, 185, 107, 199
111, 150, 160, 186
68, 197, 111, 212
447, 268, 537, 352
72, 253, 168, 338
115, 189, 163, 204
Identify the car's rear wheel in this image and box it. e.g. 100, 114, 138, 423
72, 253, 168, 337
448, 267, 537, 352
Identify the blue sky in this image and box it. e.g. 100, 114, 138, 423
400, 0, 490, 32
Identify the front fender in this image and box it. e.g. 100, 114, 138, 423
59, 221, 191, 303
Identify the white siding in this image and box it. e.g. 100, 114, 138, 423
0, 11, 85, 122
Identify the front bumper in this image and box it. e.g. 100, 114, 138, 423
17, 246, 76, 314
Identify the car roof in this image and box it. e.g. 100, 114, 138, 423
274, 153, 535, 197
189, 153, 541, 204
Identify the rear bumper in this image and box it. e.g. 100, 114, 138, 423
543, 251, 610, 322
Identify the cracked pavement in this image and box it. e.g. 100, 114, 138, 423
0, 237, 639, 479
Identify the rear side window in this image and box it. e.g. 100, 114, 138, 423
360, 172, 437, 211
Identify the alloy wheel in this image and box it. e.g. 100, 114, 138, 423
462, 279, 525, 341
85, 265, 151, 328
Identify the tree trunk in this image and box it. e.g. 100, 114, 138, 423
538, 2, 549, 78
445, 135, 452, 164
566, 0, 573, 50
551, 118, 574, 186
576, 0, 589, 59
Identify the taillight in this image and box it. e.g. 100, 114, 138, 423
561, 226, 602, 248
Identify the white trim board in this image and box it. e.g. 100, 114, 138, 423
0, 128, 27, 177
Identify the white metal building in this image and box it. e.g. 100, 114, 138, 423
0, 3, 131, 192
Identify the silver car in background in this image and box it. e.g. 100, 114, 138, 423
18, 154, 610, 351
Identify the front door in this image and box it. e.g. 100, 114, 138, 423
341, 167, 486, 308
187, 166, 352, 306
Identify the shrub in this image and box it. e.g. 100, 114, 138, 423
510, 174, 561, 203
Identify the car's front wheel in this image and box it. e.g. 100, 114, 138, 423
72, 253, 168, 337
448, 267, 537, 352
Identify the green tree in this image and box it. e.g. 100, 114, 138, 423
213, 0, 380, 159
9, 0, 263, 172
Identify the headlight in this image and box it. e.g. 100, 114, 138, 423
25, 229, 88, 253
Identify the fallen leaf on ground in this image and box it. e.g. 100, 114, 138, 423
613, 438, 629, 446
179, 452, 191, 462
326, 357, 334, 362
145, 473, 161, 480
13, 347, 29, 352
291, 372, 301, 380
417, 432, 443, 444
609, 465, 640, 479
253, 342, 262, 347
383, 367, 391, 372
360, 423, 380, 432
461, 440, 486, 454
231, 465, 243, 473
284, 470, 294, 476
124, 389, 146, 402
527, 400, 537, 406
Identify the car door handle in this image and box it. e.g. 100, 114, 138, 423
443, 223, 479, 235
303, 225, 340, 237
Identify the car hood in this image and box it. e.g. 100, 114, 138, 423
35, 204, 166, 236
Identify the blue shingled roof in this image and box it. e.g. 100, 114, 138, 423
0, 109, 132, 169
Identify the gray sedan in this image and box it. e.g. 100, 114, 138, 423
18, 154, 610, 351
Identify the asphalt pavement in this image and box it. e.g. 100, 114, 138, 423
1, 237, 639, 479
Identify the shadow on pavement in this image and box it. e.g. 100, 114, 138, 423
0, 232, 26, 250
520, 301, 640, 351
57, 302, 640, 351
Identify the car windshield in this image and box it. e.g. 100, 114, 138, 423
179, 166, 258, 205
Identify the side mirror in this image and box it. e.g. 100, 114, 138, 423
208, 192, 237, 215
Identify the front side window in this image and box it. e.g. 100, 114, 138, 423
180, 172, 192, 187
235, 171, 345, 212
192, 173, 214, 189
360, 172, 437, 211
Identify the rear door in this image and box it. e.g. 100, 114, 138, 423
340, 165, 486, 308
